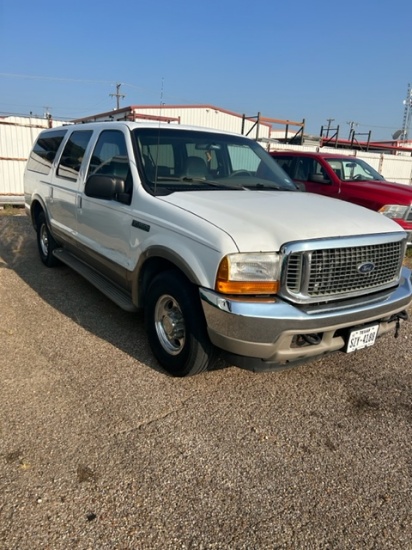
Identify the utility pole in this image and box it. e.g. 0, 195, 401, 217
401, 83, 412, 140
109, 83, 125, 110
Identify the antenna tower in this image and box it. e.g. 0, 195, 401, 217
401, 83, 412, 140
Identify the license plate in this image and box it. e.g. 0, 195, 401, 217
346, 324, 379, 353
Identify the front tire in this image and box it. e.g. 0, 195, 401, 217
145, 271, 216, 377
36, 211, 60, 267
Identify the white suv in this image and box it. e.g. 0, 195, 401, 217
24, 121, 412, 376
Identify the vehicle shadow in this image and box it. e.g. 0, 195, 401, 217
0, 214, 229, 376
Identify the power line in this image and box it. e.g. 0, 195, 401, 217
0, 72, 114, 84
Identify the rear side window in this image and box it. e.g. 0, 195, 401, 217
57, 130, 93, 180
26, 129, 67, 175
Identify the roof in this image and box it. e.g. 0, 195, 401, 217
271, 151, 356, 159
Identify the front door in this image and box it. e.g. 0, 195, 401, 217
76, 128, 134, 287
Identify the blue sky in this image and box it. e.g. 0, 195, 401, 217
1, 0, 411, 140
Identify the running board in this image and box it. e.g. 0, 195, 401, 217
53, 249, 137, 312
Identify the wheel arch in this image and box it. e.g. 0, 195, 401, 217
29, 196, 49, 230
134, 247, 203, 309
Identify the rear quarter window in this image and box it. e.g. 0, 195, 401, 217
26, 129, 67, 175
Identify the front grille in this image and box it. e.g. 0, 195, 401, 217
406, 206, 412, 222
282, 235, 405, 304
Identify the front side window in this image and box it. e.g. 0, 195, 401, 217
57, 130, 92, 180
87, 130, 130, 179
309, 160, 330, 183
26, 129, 67, 175
133, 128, 296, 195
86, 130, 132, 204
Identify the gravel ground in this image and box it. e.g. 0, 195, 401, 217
1, 211, 412, 549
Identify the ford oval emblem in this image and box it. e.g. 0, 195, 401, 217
358, 261, 375, 274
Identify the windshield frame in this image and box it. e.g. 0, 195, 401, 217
132, 127, 297, 195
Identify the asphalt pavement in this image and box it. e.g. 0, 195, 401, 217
1, 211, 412, 549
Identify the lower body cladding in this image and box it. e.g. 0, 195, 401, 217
200, 267, 412, 372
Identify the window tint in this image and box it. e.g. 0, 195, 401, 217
87, 130, 132, 203
334, 158, 384, 181
273, 157, 295, 178
134, 128, 297, 194
327, 161, 344, 180
295, 158, 312, 180
311, 160, 327, 178
186, 143, 218, 172
228, 144, 260, 172
26, 129, 67, 175
87, 130, 128, 176
57, 130, 93, 180
140, 142, 175, 179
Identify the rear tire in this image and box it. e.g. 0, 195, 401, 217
36, 211, 60, 267
145, 270, 216, 377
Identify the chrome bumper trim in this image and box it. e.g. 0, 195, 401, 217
200, 267, 412, 364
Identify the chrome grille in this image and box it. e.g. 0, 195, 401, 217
282, 235, 405, 304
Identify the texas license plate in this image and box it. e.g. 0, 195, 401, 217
346, 324, 379, 353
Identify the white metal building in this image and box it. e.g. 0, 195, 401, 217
73, 104, 305, 144
74, 104, 271, 139
1, 105, 412, 204
0, 115, 67, 203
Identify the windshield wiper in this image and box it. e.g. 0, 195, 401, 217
181, 177, 247, 190
243, 182, 289, 191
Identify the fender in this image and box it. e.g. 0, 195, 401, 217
131, 242, 222, 307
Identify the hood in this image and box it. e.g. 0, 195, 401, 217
160, 190, 404, 251
343, 179, 412, 204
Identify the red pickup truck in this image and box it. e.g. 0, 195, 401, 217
270, 151, 412, 243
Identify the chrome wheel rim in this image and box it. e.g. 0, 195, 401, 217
154, 294, 185, 355
40, 224, 49, 257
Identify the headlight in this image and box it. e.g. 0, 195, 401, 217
215, 253, 280, 294
378, 205, 408, 219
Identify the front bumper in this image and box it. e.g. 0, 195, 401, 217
200, 267, 412, 371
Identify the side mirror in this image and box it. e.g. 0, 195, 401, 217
85, 175, 125, 200
309, 173, 331, 184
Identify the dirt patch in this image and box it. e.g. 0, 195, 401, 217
404, 250, 412, 270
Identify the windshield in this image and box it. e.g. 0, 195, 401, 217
133, 128, 297, 194
326, 157, 386, 182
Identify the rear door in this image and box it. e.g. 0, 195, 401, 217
49, 129, 93, 244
